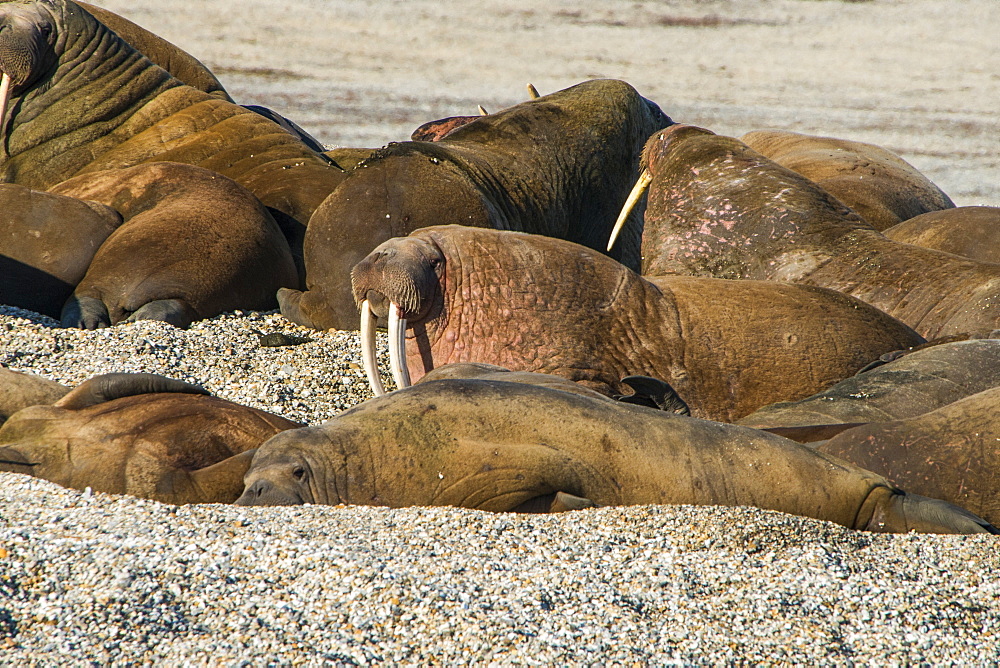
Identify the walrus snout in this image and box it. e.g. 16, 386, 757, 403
234, 478, 303, 506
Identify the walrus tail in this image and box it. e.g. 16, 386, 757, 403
862, 488, 997, 535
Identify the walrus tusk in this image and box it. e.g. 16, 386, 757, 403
478, 105, 489, 116
526, 83, 540, 99
0, 72, 11, 138
607, 168, 652, 251
360, 299, 386, 396
388, 304, 412, 390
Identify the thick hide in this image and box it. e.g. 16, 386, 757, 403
280, 79, 672, 330
0, 373, 301, 504
740, 129, 954, 231
883, 206, 1000, 264
50, 162, 298, 328
350, 225, 923, 422
634, 125, 1000, 339
0, 183, 121, 317
236, 379, 993, 535
0, 367, 69, 425
816, 387, 1000, 525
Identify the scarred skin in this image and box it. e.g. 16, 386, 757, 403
636, 125, 1000, 339
0, 0, 347, 278
737, 339, 1000, 428
235, 379, 994, 535
49, 162, 298, 328
740, 129, 954, 231
815, 386, 1000, 525
350, 225, 923, 422
883, 206, 1000, 264
280, 79, 673, 331
0, 373, 301, 504
0, 182, 121, 317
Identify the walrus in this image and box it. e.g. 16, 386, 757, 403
882, 206, 1000, 264
278, 78, 673, 330
350, 225, 923, 422
736, 338, 1000, 430
739, 129, 955, 231
0, 182, 122, 317
0, 367, 69, 425
0, 372, 301, 504
0, 0, 347, 278
610, 125, 1000, 339
44, 162, 299, 328
812, 386, 1000, 525
235, 378, 994, 535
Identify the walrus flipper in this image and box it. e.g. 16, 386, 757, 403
864, 489, 997, 535
61, 295, 111, 330
511, 491, 597, 514
160, 450, 259, 505
125, 299, 199, 329
54, 373, 210, 410
614, 376, 690, 415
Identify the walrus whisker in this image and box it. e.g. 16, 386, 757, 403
360, 299, 386, 397
388, 303, 412, 390
608, 168, 652, 251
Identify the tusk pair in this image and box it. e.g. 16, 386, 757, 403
359, 299, 412, 397
607, 169, 652, 251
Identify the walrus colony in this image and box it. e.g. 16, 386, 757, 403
1, 1, 998, 532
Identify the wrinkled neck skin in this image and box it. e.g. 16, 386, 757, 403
405, 229, 677, 394
641, 134, 871, 281
1, 0, 180, 187
441, 85, 666, 269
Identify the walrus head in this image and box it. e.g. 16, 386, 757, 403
235, 428, 338, 506
351, 234, 447, 395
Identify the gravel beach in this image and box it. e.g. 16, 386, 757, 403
3, 0, 1000, 663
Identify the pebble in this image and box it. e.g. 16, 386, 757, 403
2, 306, 1000, 663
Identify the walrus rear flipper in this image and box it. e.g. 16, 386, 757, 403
511, 491, 597, 514
614, 376, 690, 415
160, 450, 259, 505
55, 373, 210, 410
863, 488, 997, 535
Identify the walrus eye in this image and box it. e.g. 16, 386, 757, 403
292, 467, 306, 480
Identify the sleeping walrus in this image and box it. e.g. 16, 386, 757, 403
0, 373, 300, 504
882, 206, 1000, 265
350, 226, 922, 422
235, 378, 995, 535
610, 125, 1000, 339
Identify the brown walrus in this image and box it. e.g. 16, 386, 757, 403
737, 339, 1000, 430
47, 161, 298, 328
350, 225, 923, 422
739, 129, 955, 231
813, 386, 1000, 525
611, 124, 1000, 340
882, 206, 1000, 264
0, 0, 347, 277
278, 78, 672, 331
0, 183, 121, 318
235, 378, 995, 535
0, 373, 301, 504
